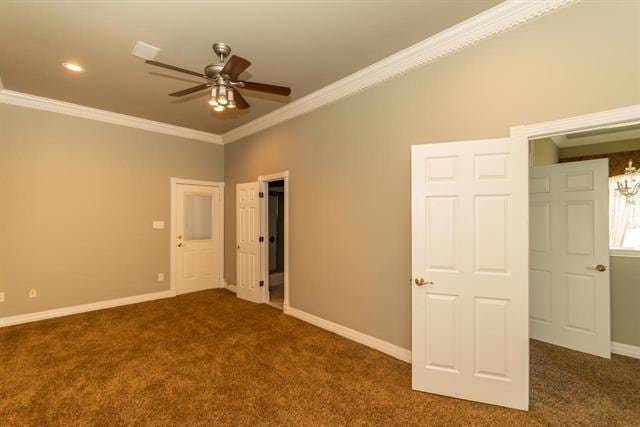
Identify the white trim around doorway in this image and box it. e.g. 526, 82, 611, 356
510, 104, 640, 141
170, 178, 225, 293
258, 171, 290, 312
510, 103, 640, 358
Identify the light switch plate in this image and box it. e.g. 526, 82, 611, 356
152, 221, 165, 229
0, 292, 4, 302
158, 273, 164, 282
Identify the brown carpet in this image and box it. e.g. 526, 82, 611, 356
1, 289, 638, 426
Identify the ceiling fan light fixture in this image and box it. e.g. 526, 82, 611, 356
226, 89, 236, 108
216, 86, 228, 105
213, 105, 225, 112
208, 98, 219, 106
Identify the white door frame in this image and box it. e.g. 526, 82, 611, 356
511, 105, 640, 155
170, 177, 225, 292
258, 171, 290, 312
511, 104, 640, 357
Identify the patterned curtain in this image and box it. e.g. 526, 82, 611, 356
560, 150, 640, 177
609, 175, 635, 248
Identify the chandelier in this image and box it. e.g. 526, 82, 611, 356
616, 160, 640, 205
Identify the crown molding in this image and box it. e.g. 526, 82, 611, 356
222, 0, 578, 144
0, 0, 577, 146
0, 89, 223, 144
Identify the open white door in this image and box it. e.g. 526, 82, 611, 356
236, 182, 262, 303
411, 138, 529, 410
530, 159, 610, 358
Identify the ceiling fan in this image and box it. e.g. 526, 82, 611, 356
144, 42, 291, 112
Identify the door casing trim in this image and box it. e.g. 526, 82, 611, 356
510, 104, 640, 167
258, 171, 290, 311
511, 104, 640, 360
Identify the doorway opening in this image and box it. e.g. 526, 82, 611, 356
258, 171, 289, 311
235, 171, 289, 309
409, 106, 639, 410
266, 179, 285, 309
527, 122, 640, 358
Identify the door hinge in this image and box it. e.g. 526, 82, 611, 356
259, 236, 264, 242
259, 280, 264, 287
259, 192, 264, 198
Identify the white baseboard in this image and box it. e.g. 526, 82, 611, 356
5, 287, 636, 363
611, 341, 640, 359
286, 306, 411, 363
0, 289, 176, 328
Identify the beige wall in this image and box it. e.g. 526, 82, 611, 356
611, 256, 640, 346
224, 1, 640, 349
0, 104, 224, 317
531, 139, 559, 166
559, 138, 640, 158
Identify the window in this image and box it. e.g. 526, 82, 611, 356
183, 193, 213, 241
609, 175, 640, 253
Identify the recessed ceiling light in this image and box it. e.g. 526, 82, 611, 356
62, 62, 84, 73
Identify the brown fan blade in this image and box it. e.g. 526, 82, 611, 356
145, 60, 206, 78
169, 83, 211, 97
232, 88, 250, 110
238, 81, 291, 96
220, 55, 251, 80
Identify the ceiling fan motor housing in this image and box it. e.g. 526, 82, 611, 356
206, 42, 232, 78
204, 63, 224, 78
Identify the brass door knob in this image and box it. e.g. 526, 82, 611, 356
177, 242, 183, 247
414, 278, 434, 286
595, 264, 606, 272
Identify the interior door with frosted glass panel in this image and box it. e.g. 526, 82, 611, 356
176, 184, 221, 295
529, 159, 610, 357
411, 138, 529, 410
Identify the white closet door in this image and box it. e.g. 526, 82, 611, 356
411, 138, 529, 410
236, 182, 262, 303
530, 159, 610, 358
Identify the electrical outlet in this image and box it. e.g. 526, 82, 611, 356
29, 288, 37, 298
158, 273, 164, 282
0, 292, 5, 302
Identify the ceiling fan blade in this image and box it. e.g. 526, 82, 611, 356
238, 81, 291, 96
145, 60, 206, 78
221, 55, 251, 80
169, 83, 211, 97
233, 88, 250, 110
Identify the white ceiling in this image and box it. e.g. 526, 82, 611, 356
0, 1, 501, 134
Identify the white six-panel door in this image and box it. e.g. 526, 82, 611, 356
530, 159, 610, 358
236, 182, 262, 303
411, 138, 529, 410
176, 184, 222, 295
